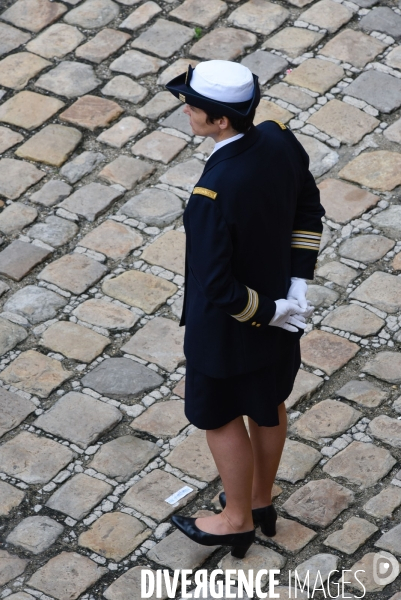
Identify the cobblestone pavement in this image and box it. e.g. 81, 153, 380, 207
0, 0, 401, 597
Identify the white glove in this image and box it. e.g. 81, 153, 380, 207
287, 277, 308, 309
269, 299, 309, 333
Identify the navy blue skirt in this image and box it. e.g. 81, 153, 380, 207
184, 336, 301, 430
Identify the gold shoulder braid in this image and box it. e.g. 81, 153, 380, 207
269, 119, 287, 130
193, 187, 218, 200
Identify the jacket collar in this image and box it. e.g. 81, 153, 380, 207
202, 124, 260, 174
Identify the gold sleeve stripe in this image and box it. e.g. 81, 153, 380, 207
292, 230, 321, 250
193, 187, 218, 200
231, 286, 259, 322
292, 243, 320, 250
292, 230, 322, 237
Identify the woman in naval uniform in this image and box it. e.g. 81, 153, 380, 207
165, 60, 325, 558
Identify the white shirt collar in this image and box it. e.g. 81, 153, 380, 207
208, 132, 245, 158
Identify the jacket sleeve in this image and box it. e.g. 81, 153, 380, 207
290, 136, 326, 280
186, 192, 277, 330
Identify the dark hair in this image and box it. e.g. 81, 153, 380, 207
205, 107, 256, 134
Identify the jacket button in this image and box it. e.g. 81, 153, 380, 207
252, 321, 256, 326
256, 323, 261, 327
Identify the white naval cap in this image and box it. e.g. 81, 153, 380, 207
189, 60, 255, 103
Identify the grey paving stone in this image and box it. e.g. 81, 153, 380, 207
104, 566, 174, 600
167, 428, 219, 482
0, 241, 52, 282
300, 0, 352, 33
157, 58, 199, 86
320, 28, 386, 69
0, 481, 25, 516
339, 234, 394, 264
131, 131, 187, 164
301, 329, 359, 376
294, 553, 339, 586
338, 552, 399, 593
35, 61, 101, 98
339, 150, 401, 192
343, 71, 401, 114
141, 230, 185, 275
29, 180, 72, 207
59, 182, 123, 221
282, 479, 354, 527
97, 116, 146, 148
131, 18, 194, 58
131, 399, 189, 437
276, 438, 321, 483
0, 317, 27, 356
318, 178, 379, 224
64, 0, 120, 28
89, 434, 159, 481
0, 90, 64, 131
159, 158, 204, 192
75, 28, 130, 63
306, 284, 339, 307
323, 441, 397, 489
316, 261, 358, 287
228, 0, 289, 36
15, 124, 83, 168
119, 1, 161, 30
101, 75, 148, 103
28, 552, 107, 599
0, 203, 37, 235
0, 158, 45, 200
4, 285, 67, 324
371, 205, 401, 240
0, 550, 28, 587
190, 27, 256, 60
38, 253, 108, 295
0, 387, 36, 439
137, 91, 180, 120
102, 270, 177, 313
294, 133, 338, 177
285, 369, 323, 410
119, 188, 183, 226
28, 216, 78, 248
98, 155, 155, 190
266, 83, 315, 110
384, 117, 401, 144
0, 125, 23, 153
60, 94, 124, 131
121, 316, 185, 371
81, 357, 163, 399
122, 469, 197, 520
254, 98, 293, 126
161, 105, 193, 136
0, 22, 31, 58
60, 151, 106, 184
363, 352, 401, 384
336, 379, 387, 408
41, 321, 110, 362
218, 544, 286, 585
0, 51, 51, 90
359, 7, 401, 39
363, 486, 401, 519
368, 415, 401, 448
26, 23, 84, 58
262, 27, 323, 59
374, 523, 401, 557
291, 399, 361, 442
110, 49, 166, 78
386, 46, 401, 71
46, 473, 112, 520
350, 271, 401, 313
170, 0, 227, 27
7, 516, 64, 555
73, 298, 138, 329
1, 0, 67, 33
241, 50, 287, 84
78, 511, 150, 560
35, 391, 121, 450
0, 431, 73, 484
1, 349, 73, 398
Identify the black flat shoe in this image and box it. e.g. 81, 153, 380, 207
171, 514, 255, 559
219, 492, 277, 537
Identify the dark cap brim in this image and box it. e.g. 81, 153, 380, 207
165, 71, 260, 118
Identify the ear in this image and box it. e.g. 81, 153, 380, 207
218, 116, 231, 130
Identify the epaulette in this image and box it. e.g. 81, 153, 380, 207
268, 119, 287, 130
193, 187, 218, 200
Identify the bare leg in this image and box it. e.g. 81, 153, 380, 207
194, 416, 254, 535
248, 401, 287, 508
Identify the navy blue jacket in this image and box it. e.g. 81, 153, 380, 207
180, 120, 325, 378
